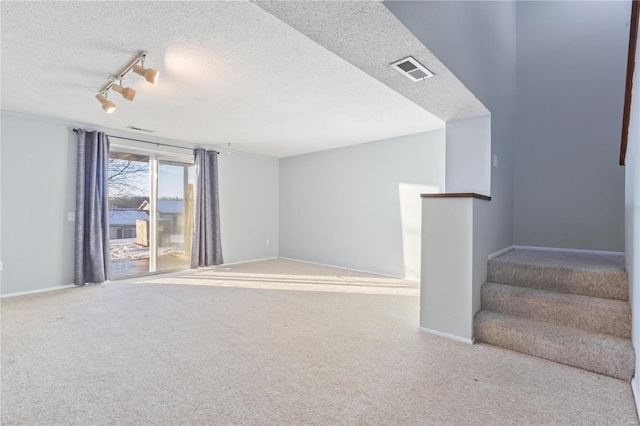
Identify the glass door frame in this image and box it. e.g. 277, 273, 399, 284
155, 155, 195, 274
149, 156, 158, 274
108, 143, 194, 280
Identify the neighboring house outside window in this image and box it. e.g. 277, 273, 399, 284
108, 209, 150, 240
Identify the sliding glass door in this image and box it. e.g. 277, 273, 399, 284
157, 159, 194, 272
108, 150, 194, 279
108, 151, 152, 278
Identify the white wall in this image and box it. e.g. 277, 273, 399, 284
1, 112, 76, 296
0, 111, 279, 295
421, 196, 492, 342
385, 1, 517, 314
625, 20, 640, 403
514, 1, 629, 251
446, 115, 492, 196
279, 130, 445, 280
218, 151, 279, 264
421, 197, 473, 341
0, 112, 3, 291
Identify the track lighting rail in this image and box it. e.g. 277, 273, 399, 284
98, 51, 148, 95
95, 50, 159, 113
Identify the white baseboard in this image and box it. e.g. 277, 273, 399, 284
488, 246, 515, 260
513, 245, 624, 256
632, 378, 640, 422
1, 284, 76, 298
418, 327, 475, 345
278, 257, 408, 280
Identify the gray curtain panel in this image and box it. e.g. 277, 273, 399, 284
74, 130, 111, 285
191, 148, 223, 267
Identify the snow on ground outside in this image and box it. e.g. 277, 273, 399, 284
110, 237, 185, 261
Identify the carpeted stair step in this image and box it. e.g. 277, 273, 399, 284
488, 249, 627, 300
481, 282, 631, 338
474, 310, 635, 380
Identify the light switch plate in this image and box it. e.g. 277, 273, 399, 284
68, 212, 75, 222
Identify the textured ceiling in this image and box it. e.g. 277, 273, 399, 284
255, 1, 489, 122
1, 1, 447, 158
1, 1, 487, 159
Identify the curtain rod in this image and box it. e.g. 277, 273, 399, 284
72, 128, 219, 154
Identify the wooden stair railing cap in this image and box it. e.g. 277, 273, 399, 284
620, 0, 639, 166
420, 193, 491, 201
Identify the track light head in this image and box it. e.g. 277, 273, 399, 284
95, 93, 116, 113
111, 83, 136, 101
133, 64, 160, 85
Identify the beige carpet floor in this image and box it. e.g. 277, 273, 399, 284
1, 258, 638, 425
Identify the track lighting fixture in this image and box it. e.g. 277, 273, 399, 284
95, 51, 159, 113
132, 64, 159, 85
95, 92, 116, 113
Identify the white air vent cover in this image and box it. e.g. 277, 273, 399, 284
127, 126, 155, 133
391, 57, 434, 82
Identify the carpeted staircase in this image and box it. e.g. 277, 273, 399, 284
474, 248, 634, 380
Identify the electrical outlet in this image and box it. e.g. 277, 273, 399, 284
493, 154, 498, 168
265, 239, 270, 249
68, 212, 75, 222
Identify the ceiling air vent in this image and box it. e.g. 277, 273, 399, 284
127, 126, 155, 133
391, 57, 434, 82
